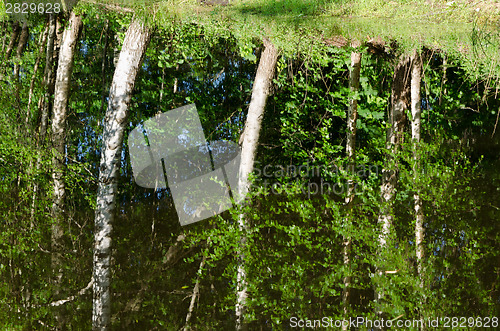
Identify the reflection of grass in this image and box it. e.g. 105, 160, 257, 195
76, 0, 500, 24
344, 0, 500, 24
227, 0, 500, 24
73, 0, 500, 80
235, 0, 332, 16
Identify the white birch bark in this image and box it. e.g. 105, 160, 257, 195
411, 51, 425, 288
51, 11, 82, 226
378, 55, 411, 247
50, 11, 82, 328
92, 18, 151, 330
375, 55, 411, 320
235, 38, 278, 331
342, 41, 361, 328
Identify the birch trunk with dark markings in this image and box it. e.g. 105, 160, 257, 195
26, 20, 49, 125
13, 21, 29, 81
38, 14, 58, 140
40, 13, 63, 137
1, 21, 8, 55
235, 38, 278, 331
411, 50, 425, 297
30, 15, 57, 223
92, 18, 151, 330
50, 11, 82, 329
5, 21, 20, 59
375, 55, 411, 325
439, 54, 447, 106
342, 41, 361, 330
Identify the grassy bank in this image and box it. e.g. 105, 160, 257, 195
1, 0, 499, 80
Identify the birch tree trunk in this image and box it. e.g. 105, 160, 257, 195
39, 14, 58, 140
235, 38, 278, 331
26, 21, 49, 125
183, 254, 207, 331
1, 21, 7, 55
27, 22, 49, 225
40, 13, 63, 138
4, 21, 20, 60
30, 14, 58, 223
439, 54, 447, 106
375, 55, 411, 321
342, 41, 361, 329
411, 51, 425, 290
50, 11, 82, 329
13, 21, 29, 80
92, 18, 151, 330
100, 20, 109, 114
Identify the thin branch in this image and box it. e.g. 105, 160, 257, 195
492, 106, 500, 137
65, 154, 97, 182
38, 243, 51, 254
35, 278, 94, 308
183, 253, 207, 331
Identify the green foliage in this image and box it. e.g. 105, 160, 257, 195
0, 4, 499, 329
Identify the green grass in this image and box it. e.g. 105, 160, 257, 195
2, 0, 499, 81
83, 0, 500, 82
77, 0, 500, 24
